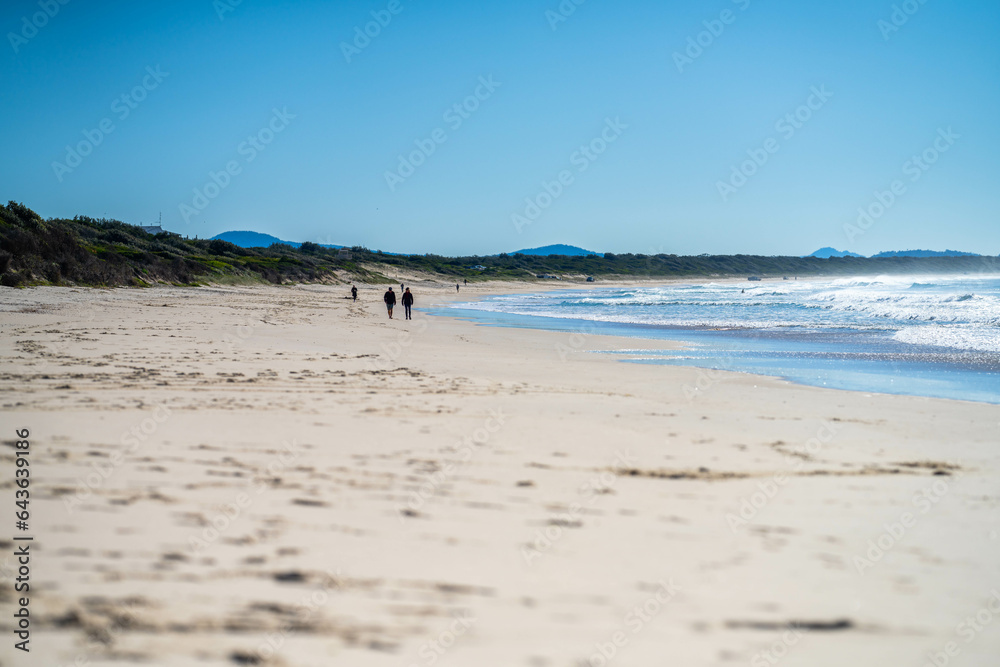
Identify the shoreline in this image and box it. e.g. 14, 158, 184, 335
422, 278, 1000, 406
2, 282, 998, 666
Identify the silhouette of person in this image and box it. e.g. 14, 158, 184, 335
383, 287, 396, 319
401, 288, 414, 320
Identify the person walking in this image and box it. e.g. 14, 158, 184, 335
383, 287, 396, 319
456, 283, 460, 292
401, 287, 414, 320
351, 284, 358, 302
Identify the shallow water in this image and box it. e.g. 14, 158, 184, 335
434, 274, 1000, 404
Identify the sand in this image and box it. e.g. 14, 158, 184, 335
1, 281, 998, 667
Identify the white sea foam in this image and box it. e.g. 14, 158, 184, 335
452, 275, 1000, 352
893, 325, 1000, 353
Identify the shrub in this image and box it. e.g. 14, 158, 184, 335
208, 239, 242, 255
101, 229, 135, 245
1, 271, 24, 287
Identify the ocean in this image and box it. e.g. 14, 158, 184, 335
437, 274, 1000, 404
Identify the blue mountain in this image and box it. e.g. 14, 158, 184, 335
211, 231, 298, 248
211, 231, 344, 250
808, 247, 863, 258
512, 244, 601, 257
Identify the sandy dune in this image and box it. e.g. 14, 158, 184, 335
1, 282, 998, 667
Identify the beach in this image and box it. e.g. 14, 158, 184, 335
2, 281, 999, 667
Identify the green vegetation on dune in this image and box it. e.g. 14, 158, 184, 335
361, 247, 1000, 281
0, 202, 376, 287
1, 202, 997, 288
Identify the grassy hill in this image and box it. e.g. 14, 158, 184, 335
2, 202, 998, 287
0, 202, 386, 287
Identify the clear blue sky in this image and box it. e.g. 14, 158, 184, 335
4, 0, 999, 256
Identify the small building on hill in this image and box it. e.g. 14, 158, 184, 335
135, 224, 180, 237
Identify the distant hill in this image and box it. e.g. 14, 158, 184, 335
512, 244, 601, 257
211, 231, 346, 250
212, 231, 299, 248
870, 249, 979, 258
808, 247, 980, 259
809, 247, 863, 258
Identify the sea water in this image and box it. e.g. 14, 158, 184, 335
436, 275, 1000, 404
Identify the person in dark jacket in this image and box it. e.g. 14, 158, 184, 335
383, 287, 396, 319
351, 285, 358, 301
401, 288, 414, 320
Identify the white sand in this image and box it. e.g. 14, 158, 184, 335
1, 281, 998, 667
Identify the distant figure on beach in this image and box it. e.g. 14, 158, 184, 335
351, 285, 357, 301
402, 288, 414, 320
383, 287, 396, 319
400, 282, 404, 291
464, 278, 467, 285
456, 283, 460, 292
